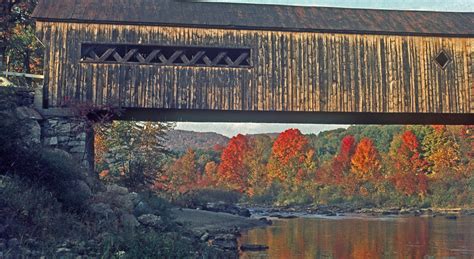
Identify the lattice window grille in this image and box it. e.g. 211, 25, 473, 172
80, 43, 252, 68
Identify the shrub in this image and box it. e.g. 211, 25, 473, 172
278, 190, 313, 206
314, 185, 345, 205
246, 182, 282, 205
0, 176, 85, 251
100, 229, 207, 258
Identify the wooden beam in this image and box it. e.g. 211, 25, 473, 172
120, 108, 474, 125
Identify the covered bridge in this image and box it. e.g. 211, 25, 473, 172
32, 0, 474, 124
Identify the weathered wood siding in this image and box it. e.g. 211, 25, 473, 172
37, 22, 474, 114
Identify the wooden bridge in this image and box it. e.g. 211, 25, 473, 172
32, 0, 474, 124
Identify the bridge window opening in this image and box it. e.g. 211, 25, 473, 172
80, 43, 251, 68
434, 50, 451, 69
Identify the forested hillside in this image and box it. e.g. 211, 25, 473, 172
165, 130, 229, 152
97, 124, 473, 208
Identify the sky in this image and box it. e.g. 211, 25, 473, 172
176, 0, 473, 137
202, 0, 474, 12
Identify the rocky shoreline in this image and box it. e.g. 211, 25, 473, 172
172, 208, 271, 258
248, 204, 474, 219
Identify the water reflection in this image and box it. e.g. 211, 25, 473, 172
240, 216, 474, 258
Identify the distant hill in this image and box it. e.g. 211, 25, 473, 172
165, 126, 404, 158
165, 130, 229, 152
247, 133, 280, 140
164, 130, 284, 152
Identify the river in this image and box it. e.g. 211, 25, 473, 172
239, 215, 474, 258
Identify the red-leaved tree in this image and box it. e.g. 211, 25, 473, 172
331, 135, 356, 185
390, 131, 428, 196
217, 134, 251, 192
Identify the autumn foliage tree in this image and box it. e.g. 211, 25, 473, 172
160, 149, 199, 196
267, 129, 316, 193
217, 134, 251, 192
350, 138, 382, 195
423, 126, 461, 178
245, 135, 273, 197
199, 161, 219, 187
351, 138, 382, 181
330, 135, 356, 185
390, 131, 428, 197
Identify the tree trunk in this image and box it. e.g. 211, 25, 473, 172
24, 48, 32, 85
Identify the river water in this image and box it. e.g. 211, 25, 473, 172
240, 215, 474, 258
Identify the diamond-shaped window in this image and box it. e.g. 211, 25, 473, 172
434, 50, 451, 70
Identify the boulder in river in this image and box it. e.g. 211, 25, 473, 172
445, 215, 458, 220
259, 217, 273, 225
212, 234, 238, 250
276, 214, 298, 219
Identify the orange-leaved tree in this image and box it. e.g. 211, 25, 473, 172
267, 129, 316, 192
161, 149, 199, 196
198, 161, 219, 188
351, 137, 382, 195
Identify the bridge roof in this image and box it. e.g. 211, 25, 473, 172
32, 0, 474, 37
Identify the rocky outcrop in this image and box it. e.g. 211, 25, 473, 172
1, 87, 95, 180
138, 214, 164, 228
40, 114, 94, 174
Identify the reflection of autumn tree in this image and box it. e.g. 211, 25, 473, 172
393, 218, 429, 258
242, 217, 441, 258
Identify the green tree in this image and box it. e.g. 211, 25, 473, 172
246, 135, 273, 197
1, 0, 42, 76
95, 121, 174, 191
